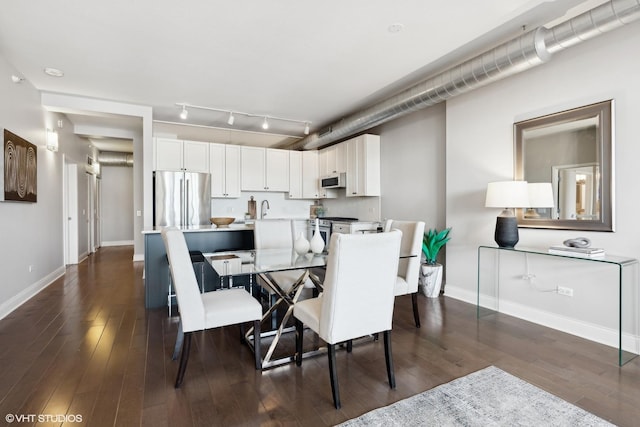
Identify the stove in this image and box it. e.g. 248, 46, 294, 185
308, 217, 358, 251
314, 216, 358, 228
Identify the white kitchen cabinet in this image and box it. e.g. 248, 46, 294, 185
288, 151, 303, 199
241, 146, 289, 192
325, 142, 347, 175
155, 138, 209, 173
301, 151, 320, 199
346, 134, 380, 197
209, 143, 241, 198
289, 151, 321, 199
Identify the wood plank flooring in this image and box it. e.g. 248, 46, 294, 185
0, 246, 639, 426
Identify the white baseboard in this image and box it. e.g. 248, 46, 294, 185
444, 284, 640, 354
133, 253, 144, 262
0, 267, 66, 321
101, 240, 134, 247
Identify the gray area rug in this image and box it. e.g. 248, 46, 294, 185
338, 366, 613, 427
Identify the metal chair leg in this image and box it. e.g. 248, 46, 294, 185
175, 332, 192, 388
383, 330, 396, 389
295, 318, 304, 366
328, 344, 340, 409
172, 320, 184, 360
411, 292, 421, 328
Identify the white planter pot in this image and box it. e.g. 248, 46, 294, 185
420, 263, 443, 298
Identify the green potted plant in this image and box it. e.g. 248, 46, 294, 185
420, 228, 451, 297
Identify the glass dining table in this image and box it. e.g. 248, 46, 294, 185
205, 249, 328, 368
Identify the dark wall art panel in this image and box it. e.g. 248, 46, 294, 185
2, 129, 37, 202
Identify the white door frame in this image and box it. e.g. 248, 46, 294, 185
87, 174, 94, 254
64, 157, 79, 265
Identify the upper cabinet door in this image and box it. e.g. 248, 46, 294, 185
265, 148, 290, 192
322, 142, 347, 175
288, 151, 303, 199
182, 140, 210, 173
346, 134, 380, 197
241, 146, 267, 191
224, 145, 241, 197
301, 150, 320, 199
211, 143, 241, 198
155, 138, 184, 171
155, 138, 209, 172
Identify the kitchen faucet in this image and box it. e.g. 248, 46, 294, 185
260, 200, 270, 219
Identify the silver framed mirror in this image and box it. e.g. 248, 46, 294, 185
514, 100, 614, 231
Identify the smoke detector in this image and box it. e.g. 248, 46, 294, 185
44, 67, 64, 77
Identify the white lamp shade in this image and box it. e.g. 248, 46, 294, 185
527, 183, 554, 208
485, 181, 529, 208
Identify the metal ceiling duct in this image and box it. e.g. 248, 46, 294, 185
291, 0, 640, 151
97, 151, 134, 167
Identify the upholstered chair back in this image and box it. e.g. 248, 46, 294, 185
384, 220, 425, 295
254, 219, 294, 249
162, 227, 205, 333
318, 230, 401, 344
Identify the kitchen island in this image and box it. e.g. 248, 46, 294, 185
142, 224, 254, 309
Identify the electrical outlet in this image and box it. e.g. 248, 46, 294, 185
557, 286, 574, 297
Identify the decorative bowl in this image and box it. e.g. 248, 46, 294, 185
210, 217, 235, 227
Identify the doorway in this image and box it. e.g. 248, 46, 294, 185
64, 157, 79, 265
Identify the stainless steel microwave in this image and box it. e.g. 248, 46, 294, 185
320, 173, 346, 189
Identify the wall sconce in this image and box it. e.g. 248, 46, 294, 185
46, 129, 59, 152
485, 181, 530, 248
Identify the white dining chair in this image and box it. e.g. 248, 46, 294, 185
253, 219, 315, 303
162, 227, 263, 388
293, 230, 402, 409
384, 219, 426, 327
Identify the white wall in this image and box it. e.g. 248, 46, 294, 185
101, 166, 134, 245
445, 20, 640, 348
0, 54, 94, 319
376, 103, 446, 229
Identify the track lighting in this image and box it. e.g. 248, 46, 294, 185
173, 103, 311, 135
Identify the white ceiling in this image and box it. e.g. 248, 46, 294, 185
0, 0, 598, 151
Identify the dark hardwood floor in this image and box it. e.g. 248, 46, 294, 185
0, 246, 638, 426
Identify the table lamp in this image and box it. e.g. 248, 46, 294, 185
485, 181, 529, 248
524, 182, 554, 218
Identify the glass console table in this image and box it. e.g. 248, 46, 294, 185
477, 245, 639, 366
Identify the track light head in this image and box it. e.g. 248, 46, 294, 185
179, 105, 188, 120
227, 112, 235, 126
262, 117, 269, 130
304, 122, 310, 135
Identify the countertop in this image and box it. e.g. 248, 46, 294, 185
141, 217, 312, 234
142, 224, 254, 234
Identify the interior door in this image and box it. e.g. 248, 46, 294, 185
64, 159, 79, 264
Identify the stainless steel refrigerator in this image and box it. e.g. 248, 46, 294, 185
153, 171, 211, 226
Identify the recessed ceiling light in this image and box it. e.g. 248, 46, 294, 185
44, 67, 64, 77
388, 23, 404, 33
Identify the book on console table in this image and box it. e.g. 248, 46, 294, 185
548, 245, 605, 258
